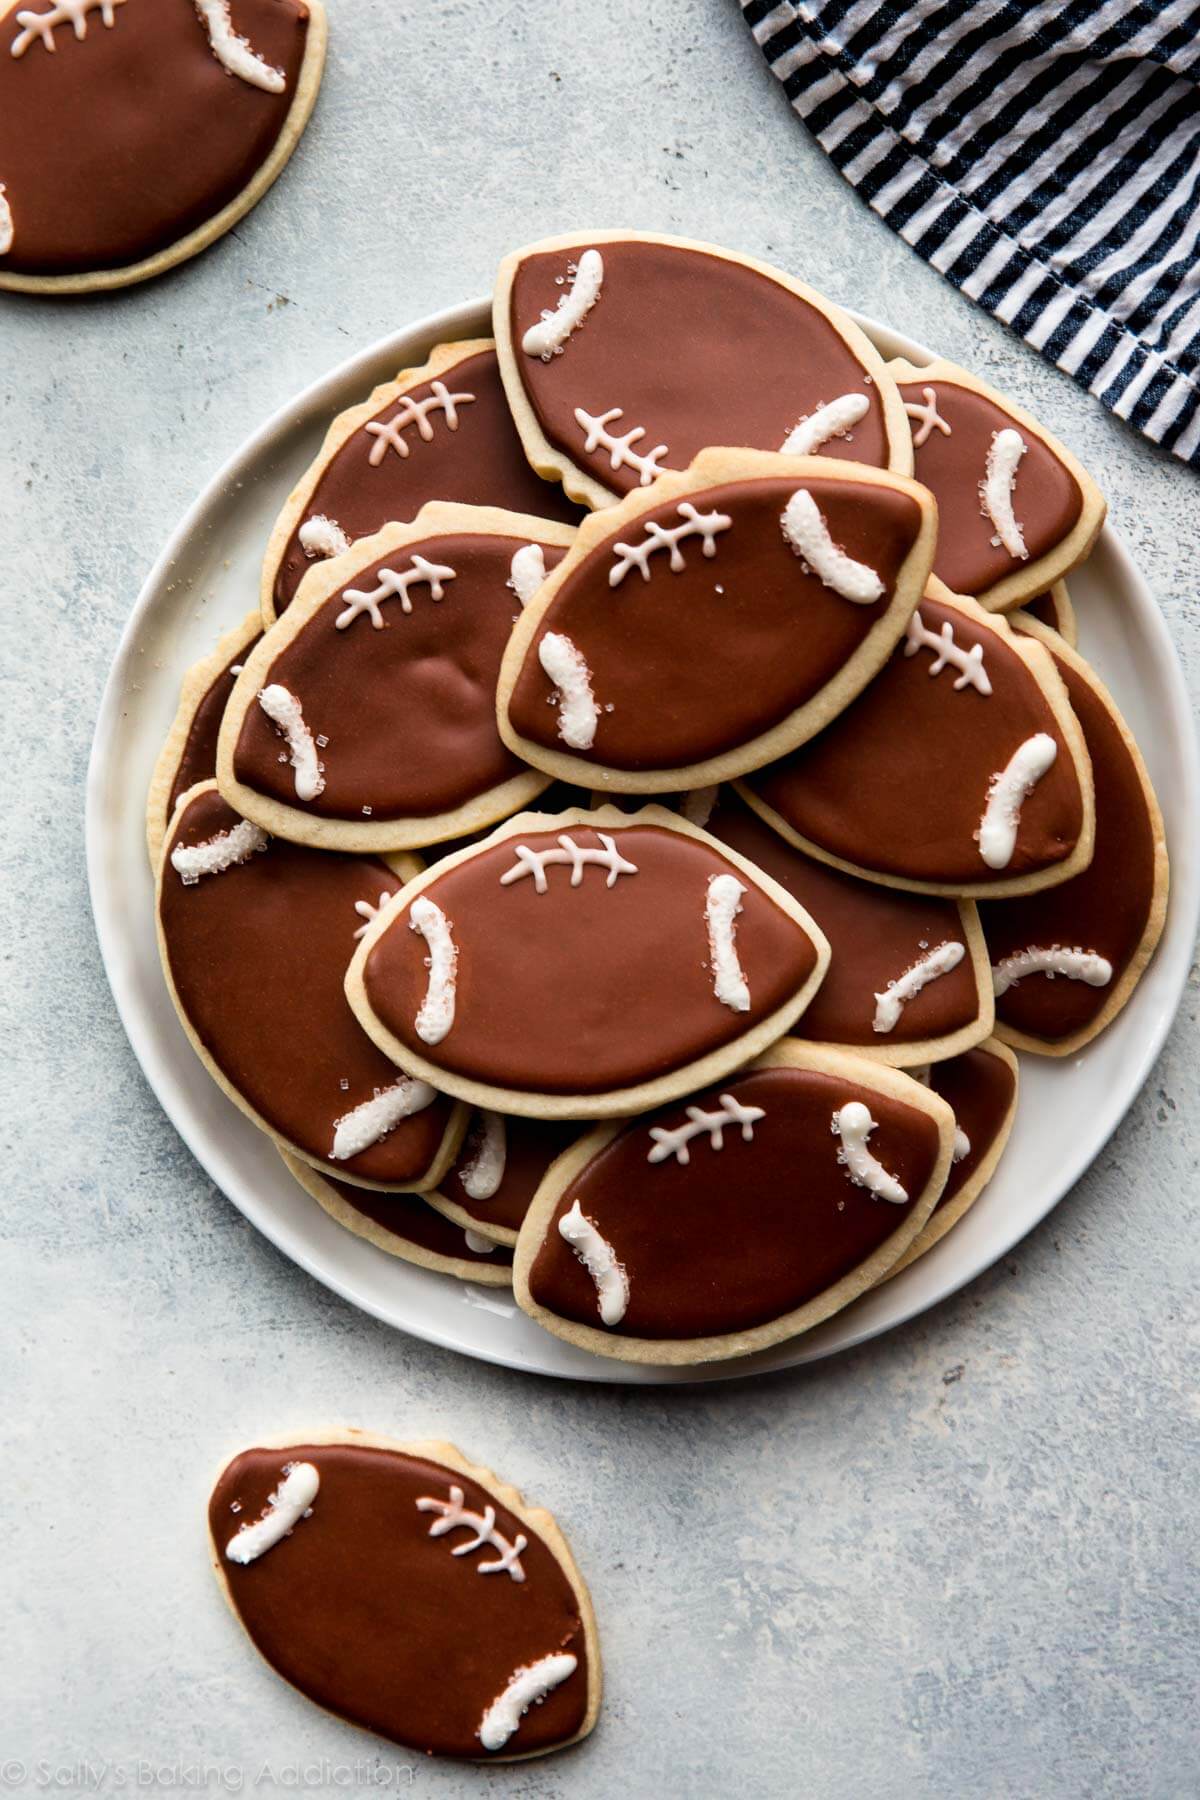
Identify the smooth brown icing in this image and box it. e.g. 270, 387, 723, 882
927, 1046, 1015, 1210
900, 379, 1083, 596
239, 535, 567, 821
443, 1114, 579, 1233
318, 1172, 513, 1266
747, 598, 1085, 884
528, 1066, 941, 1337
980, 646, 1156, 1039
210, 1442, 587, 1758
363, 822, 820, 1095
170, 634, 263, 819
510, 239, 894, 493
705, 791, 980, 1047
0, 0, 310, 277
507, 475, 925, 770
274, 349, 583, 613
160, 788, 453, 1181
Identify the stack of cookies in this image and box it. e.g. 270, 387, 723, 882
150, 230, 1169, 1369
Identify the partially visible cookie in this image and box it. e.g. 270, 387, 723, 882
425, 1113, 583, 1246
1023, 581, 1077, 647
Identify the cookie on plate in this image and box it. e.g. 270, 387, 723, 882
498, 448, 936, 790
1022, 581, 1077, 647
513, 1042, 955, 1365
424, 1113, 583, 1247
209, 1432, 600, 1759
0, 0, 326, 292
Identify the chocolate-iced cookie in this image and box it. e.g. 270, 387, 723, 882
346, 806, 831, 1119
1023, 581, 1077, 647
209, 1432, 600, 1759
498, 448, 936, 790
495, 230, 912, 510
156, 781, 463, 1186
980, 615, 1168, 1054
741, 594, 1096, 898
513, 1042, 954, 1365
889, 358, 1104, 612
262, 341, 584, 623
425, 1113, 582, 1247
0, 0, 326, 293
220, 505, 577, 851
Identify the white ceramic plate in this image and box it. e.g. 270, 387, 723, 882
87, 298, 1200, 1384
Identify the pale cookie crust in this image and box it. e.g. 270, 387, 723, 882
207, 1427, 602, 1763
0, 0, 327, 295
888, 356, 1105, 613
495, 446, 937, 792
345, 803, 833, 1120
218, 504, 577, 852
494, 228, 914, 511
737, 593, 1097, 900
145, 609, 262, 869
155, 780, 468, 1191
1025, 579, 1077, 648
512, 1041, 956, 1366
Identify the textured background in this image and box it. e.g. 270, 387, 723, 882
3, 1, 1198, 1795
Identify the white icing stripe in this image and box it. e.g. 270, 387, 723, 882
478, 1654, 579, 1753
904, 385, 951, 448
464, 1229, 496, 1254
538, 632, 600, 749
780, 489, 885, 604
416, 1484, 527, 1581
298, 514, 351, 560
258, 683, 324, 803
409, 896, 457, 1045
0, 185, 13, 255
500, 831, 638, 892
11, 0, 122, 57
459, 1111, 507, 1199
982, 427, 1029, 559
705, 874, 750, 1012
558, 1199, 629, 1326
609, 501, 732, 587
192, 0, 285, 91
352, 891, 392, 940
873, 941, 966, 1034
364, 381, 475, 466
781, 393, 870, 454
992, 944, 1113, 996
336, 554, 456, 630
953, 1127, 971, 1162
832, 1101, 908, 1204
509, 543, 546, 608
903, 609, 992, 695
170, 819, 267, 884
680, 785, 718, 829
521, 247, 604, 357
978, 732, 1057, 870
574, 406, 669, 486
647, 1093, 765, 1165
330, 1077, 437, 1162
225, 1462, 319, 1565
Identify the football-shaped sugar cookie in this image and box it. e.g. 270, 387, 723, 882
263, 341, 583, 622
741, 595, 1095, 897
209, 1433, 600, 1759
496, 230, 912, 509
0, 0, 325, 292
219, 506, 576, 852
890, 358, 1104, 612
980, 616, 1168, 1054
157, 782, 462, 1186
498, 449, 936, 789
426, 1113, 582, 1246
1023, 581, 1077, 647
146, 611, 262, 866
346, 806, 831, 1118
513, 1042, 954, 1365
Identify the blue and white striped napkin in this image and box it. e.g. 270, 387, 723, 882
742, 0, 1200, 465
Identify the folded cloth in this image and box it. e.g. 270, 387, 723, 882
742, 0, 1200, 465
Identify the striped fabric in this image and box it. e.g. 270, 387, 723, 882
742, 0, 1200, 465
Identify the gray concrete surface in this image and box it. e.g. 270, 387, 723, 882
3, 2, 1198, 1795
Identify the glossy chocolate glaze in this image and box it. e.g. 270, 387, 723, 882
239, 535, 567, 820
363, 823, 820, 1094
510, 239, 894, 493
274, 349, 583, 613
705, 792, 979, 1047
444, 1114, 580, 1233
0, 0, 309, 277
508, 475, 925, 770
927, 1046, 1015, 1210
160, 788, 453, 1181
211, 1442, 587, 1758
900, 379, 1083, 596
748, 599, 1085, 884
169, 634, 262, 820
528, 1066, 941, 1337
979, 646, 1156, 1039
318, 1172, 513, 1265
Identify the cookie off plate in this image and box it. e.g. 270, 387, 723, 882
86, 295, 1200, 1384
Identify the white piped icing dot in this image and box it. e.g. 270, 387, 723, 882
705, 873, 751, 1012
521, 248, 603, 357
258, 683, 325, 802
330, 1077, 438, 1162
538, 632, 601, 750
298, 514, 351, 561
509, 543, 547, 608
953, 1127, 971, 1162
409, 896, 458, 1045
780, 393, 870, 454
459, 1111, 507, 1199
478, 1653, 579, 1752
558, 1199, 629, 1326
170, 818, 267, 884
873, 941, 966, 1034
464, 1229, 496, 1255
982, 427, 1029, 559
0, 184, 12, 255
978, 733, 1058, 870
992, 944, 1113, 996
780, 489, 885, 604
225, 1462, 319, 1565
832, 1100, 908, 1204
